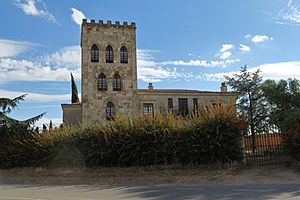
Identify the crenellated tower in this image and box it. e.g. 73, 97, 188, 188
81, 19, 138, 124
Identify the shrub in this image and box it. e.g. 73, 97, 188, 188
0, 103, 246, 168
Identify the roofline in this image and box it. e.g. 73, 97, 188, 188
137, 89, 238, 95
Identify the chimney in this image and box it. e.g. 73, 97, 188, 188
220, 82, 227, 93
148, 83, 154, 90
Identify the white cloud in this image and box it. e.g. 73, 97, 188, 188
251, 35, 273, 43
239, 44, 251, 52
220, 44, 234, 53
43, 45, 81, 69
0, 39, 36, 58
14, 0, 58, 24
137, 49, 180, 82
70, 8, 86, 26
216, 44, 234, 60
138, 67, 178, 83
137, 49, 159, 68
251, 61, 300, 80
219, 51, 232, 60
160, 44, 239, 68
274, 0, 300, 25
203, 71, 233, 82
203, 61, 300, 81
0, 43, 82, 83
161, 59, 239, 68
244, 34, 252, 39
0, 57, 80, 83
0, 89, 69, 102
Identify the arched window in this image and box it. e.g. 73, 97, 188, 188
113, 73, 121, 91
120, 46, 128, 63
105, 45, 114, 63
106, 102, 115, 120
91, 44, 99, 62
98, 73, 107, 91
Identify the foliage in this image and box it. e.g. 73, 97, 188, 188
225, 66, 269, 136
71, 73, 80, 104
283, 124, 300, 161
261, 78, 300, 131
0, 94, 45, 136
0, 103, 245, 168
0, 94, 27, 114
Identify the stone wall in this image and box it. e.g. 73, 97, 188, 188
137, 89, 237, 115
81, 19, 138, 124
61, 104, 82, 126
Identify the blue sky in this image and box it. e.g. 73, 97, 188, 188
1, 0, 300, 126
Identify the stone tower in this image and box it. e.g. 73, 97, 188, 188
81, 19, 138, 124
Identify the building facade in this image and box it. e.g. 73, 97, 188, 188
61, 19, 237, 126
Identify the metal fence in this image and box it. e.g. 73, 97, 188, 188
243, 133, 291, 165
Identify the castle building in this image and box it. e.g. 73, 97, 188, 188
61, 19, 237, 126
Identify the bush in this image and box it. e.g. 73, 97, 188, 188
0, 103, 246, 168
284, 124, 300, 161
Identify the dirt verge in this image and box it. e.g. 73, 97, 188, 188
0, 165, 299, 186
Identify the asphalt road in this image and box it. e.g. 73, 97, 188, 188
0, 183, 300, 200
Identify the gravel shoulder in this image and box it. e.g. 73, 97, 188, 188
0, 165, 299, 186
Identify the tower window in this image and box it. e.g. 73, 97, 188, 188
106, 102, 115, 121
120, 46, 128, 64
178, 98, 189, 116
98, 73, 107, 91
105, 45, 114, 63
143, 103, 154, 117
113, 73, 121, 91
91, 44, 99, 62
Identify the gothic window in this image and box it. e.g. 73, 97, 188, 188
105, 45, 114, 63
120, 46, 128, 63
106, 102, 115, 120
98, 73, 107, 91
113, 73, 121, 91
168, 98, 173, 110
91, 44, 99, 62
143, 103, 154, 117
178, 98, 189, 116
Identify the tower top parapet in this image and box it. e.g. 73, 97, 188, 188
82, 19, 136, 29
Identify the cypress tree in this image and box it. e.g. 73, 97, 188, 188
49, 120, 53, 131
71, 73, 80, 104
43, 124, 47, 132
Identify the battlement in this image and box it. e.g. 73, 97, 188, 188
82, 19, 136, 29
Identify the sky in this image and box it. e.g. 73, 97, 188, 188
1, 0, 300, 126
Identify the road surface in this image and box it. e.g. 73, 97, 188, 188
0, 183, 299, 200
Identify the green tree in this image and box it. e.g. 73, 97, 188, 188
261, 78, 300, 131
0, 94, 45, 134
71, 73, 80, 104
225, 66, 269, 151
49, 120, 53, 131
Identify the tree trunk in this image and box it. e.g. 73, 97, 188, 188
249, 92, 256, 153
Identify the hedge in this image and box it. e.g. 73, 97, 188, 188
0, 103, 246, 168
